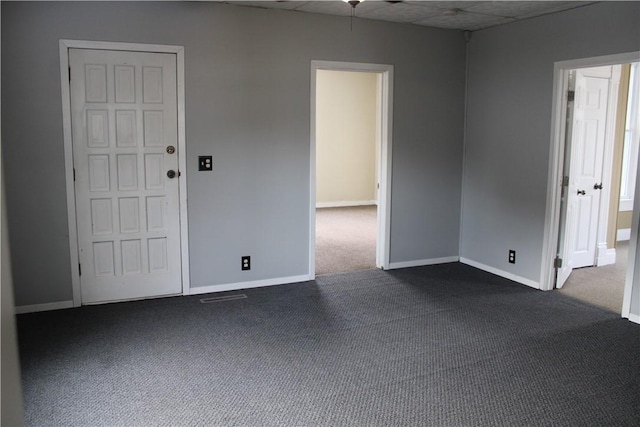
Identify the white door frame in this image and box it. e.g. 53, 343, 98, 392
541, 51, 640, 318
59, 39, 190, 306
309, 60, 394, 277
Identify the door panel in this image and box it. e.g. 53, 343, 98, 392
569, 73, 608, 268
559, 68, 609, 287
70, 48, 181, 304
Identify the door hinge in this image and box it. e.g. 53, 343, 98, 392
73, 168, 76, 181
69, 66, 71, 82
562, 176, 569, 187
554, 257, 563, 269
79, 263, 82, 276
567, 90, 575, 102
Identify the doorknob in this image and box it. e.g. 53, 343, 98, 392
593, 183, 603, 190
167, 170, 176, 179
577, 189, 586, 195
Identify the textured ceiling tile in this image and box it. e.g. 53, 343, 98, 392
414, 11, 513, 30
465, 1, 568, 18
516, 1, 595, 18
225, 1, 310, 11
296, 1, 353, 16
223, 0, 597, 31
466, 16, 516, 31
297, 0, 388, 17
358, 2, 442, 23
405, 1, 488, 11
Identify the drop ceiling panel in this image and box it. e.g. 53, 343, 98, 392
224, 1, 598, 31
358, 3, 442, 23
297, 0, 388, 17
404, 1, 488, 11
227, 1, 308, 10
465, 1, 571, 18
516, 1, 592, 19
415, 12, 514, 30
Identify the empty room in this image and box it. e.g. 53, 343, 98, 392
2, 1, 639, 425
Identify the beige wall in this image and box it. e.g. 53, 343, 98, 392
618, 210, 633, 230
316, 70, 378, 206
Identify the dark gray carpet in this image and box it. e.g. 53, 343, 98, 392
17, 263, 640, 426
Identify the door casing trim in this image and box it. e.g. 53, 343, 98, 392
309, 60, 394, 277
59, 39, 190, 306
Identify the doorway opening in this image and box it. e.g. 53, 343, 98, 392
557, 63, 638, 313
309, 61, 393, 278
542, 51, 640, 321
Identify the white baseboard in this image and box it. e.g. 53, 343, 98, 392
596, 245, 616, 266
617, 228, 631, 241
627, 313, 640, 325
316, 200, 377, 208
15, 300, 74, 314
388, 256, 459, 270
459, 257, 540, 289
188, 274, 311, 296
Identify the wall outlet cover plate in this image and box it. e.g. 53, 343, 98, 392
199, 156, 213, 171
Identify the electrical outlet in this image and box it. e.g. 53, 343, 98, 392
241, 256, 251, 271
198, 156, 213, 171
508, 250, 516, 264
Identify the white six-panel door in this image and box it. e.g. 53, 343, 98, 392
569, 73, 608, 268
69, 49, 182, 303
558, 67, 611, 287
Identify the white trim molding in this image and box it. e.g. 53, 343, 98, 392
622, 143, 640, 320
59, 39, 190, 306
388, 256, 459, 270
15, 300, 74, 314
619, 62, 640, 214
461, 258, 540, 289
596, 244, 616, 266
617, 228, 631, 241
316, 200, 377, 208
188, 275, 311, 296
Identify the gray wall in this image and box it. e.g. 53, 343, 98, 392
461, 2, 640, 283
1, 2, 465, 306
2, 165, 25, 426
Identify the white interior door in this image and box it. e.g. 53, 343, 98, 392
70, 48, 182, 304
558, 67, 611, 287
